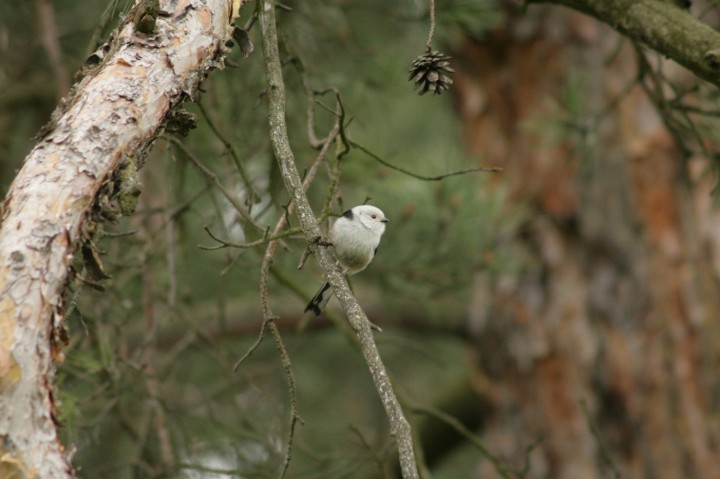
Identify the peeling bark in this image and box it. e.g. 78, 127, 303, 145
0, 1, 235, 476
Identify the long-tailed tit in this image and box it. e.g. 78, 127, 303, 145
305, 205, 389, 316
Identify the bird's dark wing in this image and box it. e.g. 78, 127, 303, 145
304, 282, 333, 316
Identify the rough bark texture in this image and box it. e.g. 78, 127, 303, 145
258, 1, 420, 477
0, 1, 235, 476
528, 0, 720, 86
457, 5, 720, 479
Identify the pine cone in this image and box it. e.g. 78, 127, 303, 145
408, 50, 454, 95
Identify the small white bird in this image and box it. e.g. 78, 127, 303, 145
305, 204, 389, 316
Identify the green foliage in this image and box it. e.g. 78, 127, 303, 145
438, 0, 504, 40
1, 0, 511, 477
522, 69, 595, 161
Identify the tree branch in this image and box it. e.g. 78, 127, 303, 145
258, 1, 420, 477
0, 1, 237, 476
527, 0, 720, 87
350, 140, 501, 180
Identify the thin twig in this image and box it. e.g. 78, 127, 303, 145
165, 135, 264, 232
233, 183, 304, 479
233, 88, 340, 358
233, 118, 340, 367
633, 46, 693, 159
168, 183, 213, 220
232, 41, 343, 479
632, 44, 720, 192
594, 76, 639, 124
244, 11, 258, 31
350, 424, 393, 475
266, 321, 302, 478
200, 225, 302, 250
232, 321, 269, 370
409, 403, 537, 479
253, 206, 303, 479
350, 140, 502, 181
671, 104, 720, 118
175, 463, 257, 476
196, 100, 260, 204
250, 106, 340, 479
258, 1, 420, 477
318, 95, 346, 223
288, 52, 338, 148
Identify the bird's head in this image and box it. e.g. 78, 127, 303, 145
353, 205, 389, 235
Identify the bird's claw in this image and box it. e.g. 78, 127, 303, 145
312, 236, 333, 247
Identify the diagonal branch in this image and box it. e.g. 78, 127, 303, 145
0, 1, 238, 477
258, 1, 420, 477
527, 0, 720, 87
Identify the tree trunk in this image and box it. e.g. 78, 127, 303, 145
0, 1, 236, 476
457, 5, 720, 478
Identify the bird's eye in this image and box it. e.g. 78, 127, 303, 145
371, 214, 377, 219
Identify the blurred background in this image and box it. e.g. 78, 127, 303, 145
3, 0, 720, 478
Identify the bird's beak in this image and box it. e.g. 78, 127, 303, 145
381, 218, 389, 223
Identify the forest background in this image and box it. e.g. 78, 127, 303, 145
2, 0, 720, 478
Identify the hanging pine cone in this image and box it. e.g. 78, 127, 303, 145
408, 50, 454, 95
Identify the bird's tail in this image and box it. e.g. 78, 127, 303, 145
304, 282, 332, 316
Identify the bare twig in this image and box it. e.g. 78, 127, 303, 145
200, 225, 301, 250
409, 403, 538, 479
166, 135, 264, 232
232, 320, 269, 370
317, 95, 347, 222
350, 424, 394, 475
260, 242, 302, 479
232, 43, 343, 479
258, 1, 420, 477
196, 100, 260, 204
232, 89, 341, 363
351, 140, 502, 181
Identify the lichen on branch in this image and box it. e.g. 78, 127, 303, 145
528, 0, 720, 87
257, 0, 421, 477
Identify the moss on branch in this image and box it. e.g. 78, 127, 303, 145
528, 0, 720, 86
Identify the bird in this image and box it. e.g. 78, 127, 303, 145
304, 205, 389, 316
